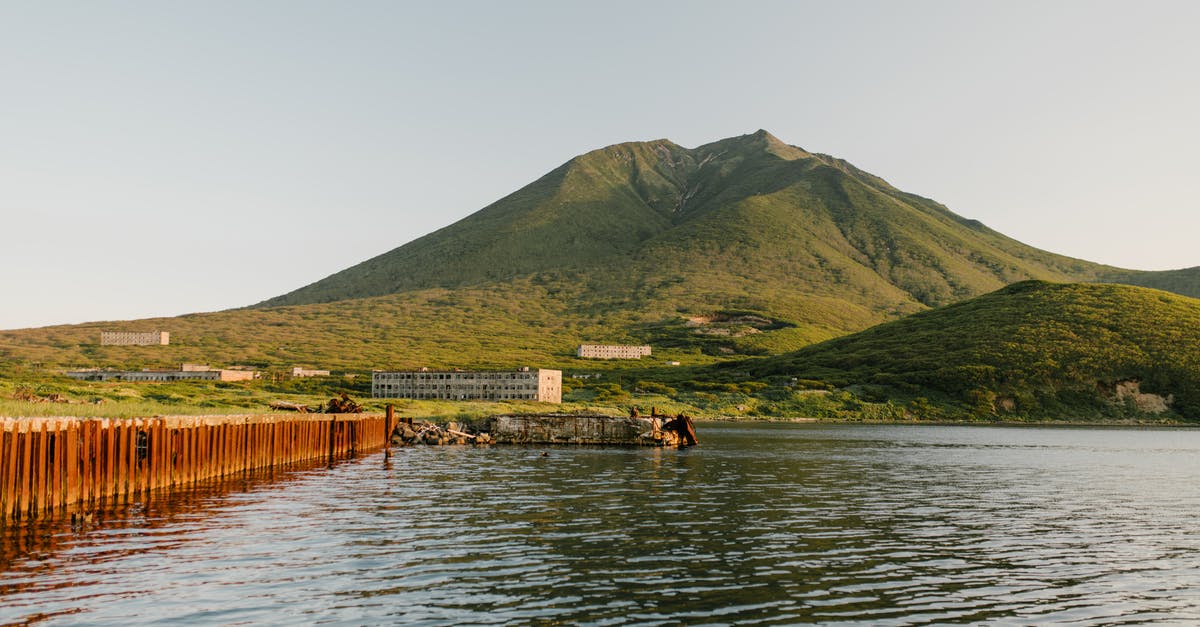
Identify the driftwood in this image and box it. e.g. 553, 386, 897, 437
269, 401, 309, 413
391, 420, 491, 447
13, 387, 74, 404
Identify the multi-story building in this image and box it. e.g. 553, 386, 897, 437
577, 344, 652, 359
100, 331, 170, 346
372, 368, 562, 403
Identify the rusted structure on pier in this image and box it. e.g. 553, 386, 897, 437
0, 412, 391, 524
475, 412, 697, 447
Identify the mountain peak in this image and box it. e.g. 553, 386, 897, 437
750, 128, 780, 141
697, 129, 810, 161
256, 129, 1200, 315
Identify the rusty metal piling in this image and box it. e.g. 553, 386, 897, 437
1, 413, 389, 524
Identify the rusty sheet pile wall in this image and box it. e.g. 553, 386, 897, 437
1, 413, 389, 523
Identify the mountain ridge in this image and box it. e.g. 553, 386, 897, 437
260, 130, 1183, 321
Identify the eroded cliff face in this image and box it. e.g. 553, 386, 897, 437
1115, 380, 1173, 414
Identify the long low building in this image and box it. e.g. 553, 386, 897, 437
101, 331, 170, 346
291, 366, 331, 378
577, 344, 651, 359
66, 365, 258, 382
372, 368, 562, 403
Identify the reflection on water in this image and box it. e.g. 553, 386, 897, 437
4, 423, 1200, 625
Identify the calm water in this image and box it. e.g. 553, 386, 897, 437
4, 422, 1200, 625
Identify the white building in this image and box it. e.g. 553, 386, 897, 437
372, 368, 562, 403
291, 367, 331, 378
66, 364, 258, 382
100, 331, 170, 346
577, 344, 651, 359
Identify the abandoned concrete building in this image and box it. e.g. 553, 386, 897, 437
372, 368, 562, 403
66, 364, 258, 382
291, 366, 331, 378
100, 331, 170, 346
577, 344, 652, 359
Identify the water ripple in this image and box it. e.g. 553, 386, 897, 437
5, 424, 1200, 624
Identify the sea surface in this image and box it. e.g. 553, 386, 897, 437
4, 422, 1200, 625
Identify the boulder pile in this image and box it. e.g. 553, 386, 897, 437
390, 420, 494, 447
388, 413, 698, 448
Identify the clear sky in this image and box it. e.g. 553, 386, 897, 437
3, 1, 1198, 330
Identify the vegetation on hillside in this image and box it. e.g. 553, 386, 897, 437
4, 282, 1199, 425
724, 281, 1200, 421
4, 131, 1200, 425
258, 130, 1200, 315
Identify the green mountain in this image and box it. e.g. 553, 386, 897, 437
3, 131, 1199, 375
734, 281, 1200, 421
259, 130, 1195, 332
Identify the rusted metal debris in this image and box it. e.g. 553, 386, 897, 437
325, 393, 364, 414
640, 406, 699, 447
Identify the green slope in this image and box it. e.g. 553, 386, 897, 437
735, 281, 1200, 420
258, 130, 1197, 332
4, 130, 1200, 377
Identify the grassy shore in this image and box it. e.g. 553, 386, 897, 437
0, 356, 1189, 425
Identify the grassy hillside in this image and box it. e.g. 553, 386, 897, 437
730, 281, 1200, 421
1, 278, 816, 373
1100, 266, 1200, 298
8, 282, 1200, 425
260, 130, 1188, 319
3, 131, 1199, 394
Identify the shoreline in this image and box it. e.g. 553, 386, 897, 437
696, 416, 1196, 428
3, 413, 1187, 430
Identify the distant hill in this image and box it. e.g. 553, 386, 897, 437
735, 281, 1200, 420
3, 131, 1200, 374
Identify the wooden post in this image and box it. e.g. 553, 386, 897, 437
121, 421, 133, 503
180, 424, 190, 487
33, 423, 47, 519
18, 423, 32, 519
113, 421, 124, 504
385, 405, 394, 461
104, 421, 116, 505
65, 421, 78, 515
200, 423, 210, 481
49, 421, 62, 514
94, 420, 105, 504
1, 427, 11, 522
327, 418, 336, 468
242, 421, 250, 474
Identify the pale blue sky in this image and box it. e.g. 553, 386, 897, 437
3, 1, 1198, 330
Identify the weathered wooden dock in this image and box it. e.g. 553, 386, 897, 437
1, 412, 391, 524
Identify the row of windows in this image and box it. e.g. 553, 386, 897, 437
373, 390, 540, 400
374, 372, 541, 381
376, 381, 537, 386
